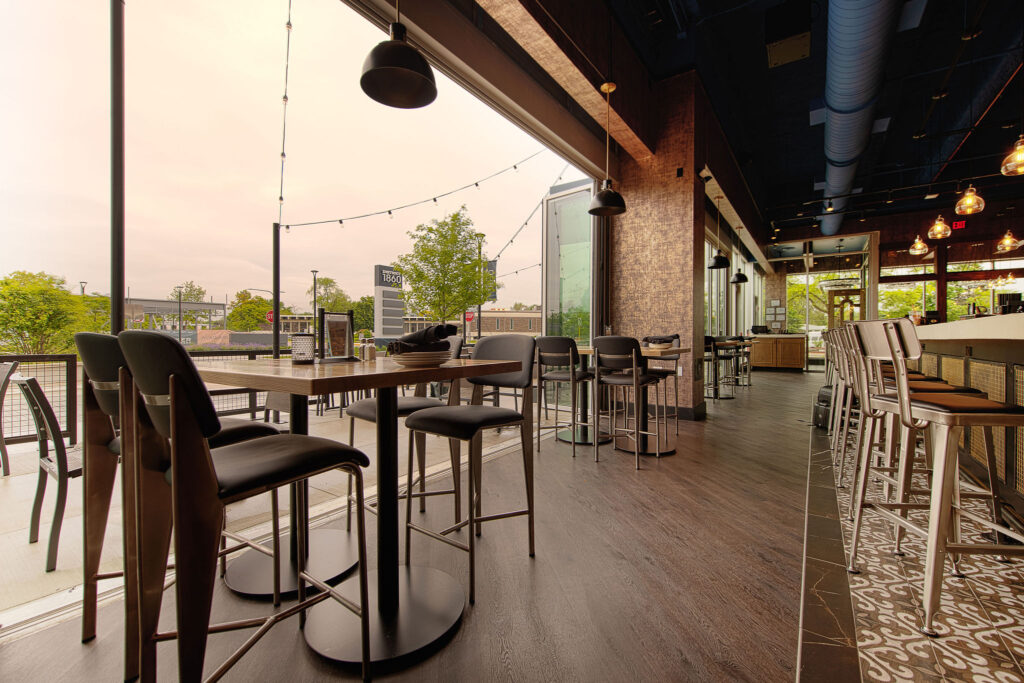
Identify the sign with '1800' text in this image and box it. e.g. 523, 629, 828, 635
374, 265, 405, 340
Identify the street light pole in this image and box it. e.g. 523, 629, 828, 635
311, 269, 319, 351
79, 281, 87, 296
477, 238, 483, 341
175, 286, 183, 342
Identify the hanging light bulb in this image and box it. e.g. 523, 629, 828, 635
996, 230, 1022, 253
589, 83, 627, 216
909, 235, 929, 256
707, 196, 730, 269
927, 214, 951, 239
1007, 272, 1017, 284
954, 184, 985, 215
360, 0, 437, 109
1001, 135, 1024, 176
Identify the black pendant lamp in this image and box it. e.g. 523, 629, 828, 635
730, 271, 748, 284
360, 1, 437, 109
589, 83, 627, 216
708, 196, 730, 269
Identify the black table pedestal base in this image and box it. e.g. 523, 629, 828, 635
613, 430, 677, 457
556, 427, 612, 445
303, 566, 464, 666
223, 528, 359, 600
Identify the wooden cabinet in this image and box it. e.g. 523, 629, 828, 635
750, 335, 806, 370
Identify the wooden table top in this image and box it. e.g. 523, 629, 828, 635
196, 357, 521, 395
577, 346, 690, 357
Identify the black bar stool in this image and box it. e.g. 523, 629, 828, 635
118, 331, 372, 681
592, 336, 663, 469
535, 336, 592, 457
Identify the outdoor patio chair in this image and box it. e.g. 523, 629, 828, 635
15, 376, 82, 572
0, 361, 19, 476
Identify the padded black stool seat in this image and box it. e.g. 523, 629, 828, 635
211, 434, 369, 501
881, 380, 983, 393
210, 418, 280, 449
406, 405, 522, 441
600, 372, 660, 386
540, 369, 593, 382
345, 395, 442, 422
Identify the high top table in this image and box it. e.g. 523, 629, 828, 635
197, 356, 521, 665
573, 345, 691, 455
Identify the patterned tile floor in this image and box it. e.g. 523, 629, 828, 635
833, 440, 1024, 682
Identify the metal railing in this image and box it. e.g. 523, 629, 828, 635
1, 354, 78, 446
0, 348, 291, 447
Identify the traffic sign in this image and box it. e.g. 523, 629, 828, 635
465, 311, 475, 322
266, 311, 274, 323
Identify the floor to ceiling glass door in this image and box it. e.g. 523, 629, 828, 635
542, 181, 594, 343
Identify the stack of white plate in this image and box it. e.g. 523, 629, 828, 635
647, 342, 672, 349
391, 351, 452, 368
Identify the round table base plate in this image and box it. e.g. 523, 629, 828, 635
303, 566, 464, 666
613, 433, 677, 457
223, 528, 359, 600
556, 427, 612, 445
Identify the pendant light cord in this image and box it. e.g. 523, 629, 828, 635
605, 90, 611, 180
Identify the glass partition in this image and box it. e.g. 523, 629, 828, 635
542, 185, 593, 342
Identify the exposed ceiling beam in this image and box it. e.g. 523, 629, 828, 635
476, 0, 656, 165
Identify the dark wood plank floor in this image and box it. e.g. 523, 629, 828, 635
0, 372, 820, 682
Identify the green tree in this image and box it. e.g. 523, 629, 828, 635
76, 293, 111, 334
511, 301, 540, 311
227, 290, 292, 331
547, 305, 589, 341
353, 294, 374, 333
393, 207, 499, 323
0, 271, 80, 353
168, 280, 209, 330
308, 277, 353, 314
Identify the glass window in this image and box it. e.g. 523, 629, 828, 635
704, 240, 730, 336
543, 187, 592, 342
495, 318, 501, 331
879, 280, 937, 319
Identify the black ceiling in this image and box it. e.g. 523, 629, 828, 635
606, 0, 1024, 238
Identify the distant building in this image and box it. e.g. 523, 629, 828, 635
403, 309, 541, 340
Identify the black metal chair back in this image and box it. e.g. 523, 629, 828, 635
535, 336, 581, 370
118, 331, 221, 440
592, 336, 645, 373
468, 334, 536, 389
75, 332, 125, 421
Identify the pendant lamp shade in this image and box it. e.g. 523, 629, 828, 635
908, 235, 928, 256
954, 185, 985, 215
589, 179, 626, 216
1001, 135, 1024, 176
360, 22, 437, 109
996, 230, 1022, 253
589, 82, 627, 216
730, 271, 749, 284
927, 215, 951, 240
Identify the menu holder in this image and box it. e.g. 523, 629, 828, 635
318, 309, 360, 363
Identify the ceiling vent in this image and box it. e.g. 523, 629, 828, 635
766, 0, 812, 68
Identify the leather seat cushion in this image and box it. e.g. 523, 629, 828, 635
346, 396, 444, 422
874, 392, 1024, 414
880, 369, 932, 381
883, 380, 984, 394
541, 369, 593, 382
209, 418, 281, 449
211, 434, 369, 499
405, 405, 523, 440
599, 373, 661, 386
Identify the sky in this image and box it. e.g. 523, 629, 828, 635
2, 1, 587, 312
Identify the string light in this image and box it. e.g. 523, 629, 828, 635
498, 263, 541, 278
494, 164, 570, 260
275, 0, 294, 225
285, 150, 545, 229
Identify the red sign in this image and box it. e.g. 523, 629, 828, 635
266, 311, 274, 323
465, 311, 475, 322
952, 220, 967, 230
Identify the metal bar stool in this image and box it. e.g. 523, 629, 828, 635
404, 334, 536, 605
119, 330, 372, 681
641, 336, 681, 435
592, 336, 663, 469
535, 336, 593, 457
844, 319, 1024, 637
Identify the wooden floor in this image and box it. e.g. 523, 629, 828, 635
0, 372, 818, 682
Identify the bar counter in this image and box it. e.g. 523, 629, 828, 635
915, 313, 1024, 525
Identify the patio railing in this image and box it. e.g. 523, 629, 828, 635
1, 348, 291, 447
